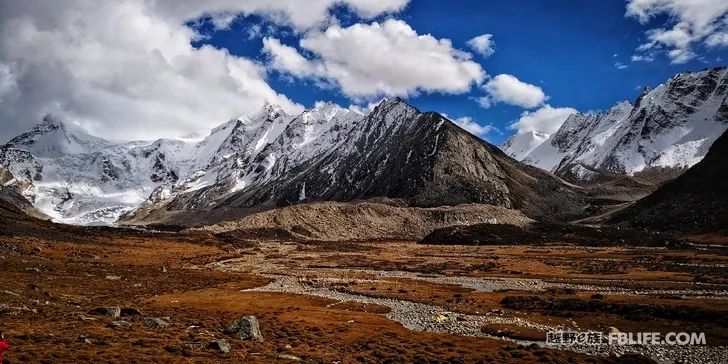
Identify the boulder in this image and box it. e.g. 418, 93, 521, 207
278, 354, 302, 361
88, 306, 121, 318
141, 317, 169, 330
225, 316, 263, 341
207, 339, 231, 354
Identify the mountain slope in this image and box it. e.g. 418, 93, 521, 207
504, 67, 728, 182
195, 201, 533, 242
500, 130, 550, 161
128, 98, 590, 226
608, 129, 728, 233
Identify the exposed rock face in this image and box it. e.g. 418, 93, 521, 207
504, 67, 728, 182
608, 130, 728, 233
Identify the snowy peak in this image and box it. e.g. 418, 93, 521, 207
258, 102, 287, 120
510, 67, 728, 181
6, 114, 113, 157
152, 98, 588, 225
501, 130, 551, 160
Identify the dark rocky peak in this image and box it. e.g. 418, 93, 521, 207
664, 66, 728, 103
40, 113, 66, 128
634, 86, 653, 107
258, 102, 287, 121
370, 97, 419, 117
8, 114, 67, 145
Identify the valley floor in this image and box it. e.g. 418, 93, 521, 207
1, 229, 727, 363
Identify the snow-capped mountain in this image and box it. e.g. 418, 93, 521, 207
608, 128, 728, 233
4, 97, 591, 227
0, 103, 366, 225
0, 115, 199, 224
503, 67, 728, 181
500, 130, 550, 161
127, 97, 588, 227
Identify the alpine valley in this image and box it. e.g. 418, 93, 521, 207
2, 66, 728, 364
2, 68, 728, 232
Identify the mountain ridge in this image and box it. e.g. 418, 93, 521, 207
503, 67, 728, 182
126, 98, 590, 227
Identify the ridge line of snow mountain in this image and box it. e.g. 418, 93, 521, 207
1, 95, 587, 226
2, 67, 727, 226
0, 99, 368, 224
502, 67, 728, 182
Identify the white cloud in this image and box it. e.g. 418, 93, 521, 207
706, 32, 728, 47
466, 34, 495, 57
480, 74, 546, 109
667, 48, 697, 64
631, 54, 655, 62
0, 1, 317, 141
348, 99, 384, 115
0, 63, 18, 105
451, 116, 497, 137
0, 0, 411, 142
263, 19, 485, 99
263, 38, 320, 77
153, 0, 410, 32
509, 104, 577, 134
615, 61, 629, 69
626, 0, 728, 64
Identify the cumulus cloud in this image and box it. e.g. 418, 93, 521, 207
451, 116, 497, 138
466, 34, 495, 57
263, 19, 486, 99
153, 0, 410, 32
262, 38, 320, 77
706, 32, 728, 47
509, 104, 577, 134
0, 0, 410, 142
478, 74, 546, 109
626, 0, 728, 64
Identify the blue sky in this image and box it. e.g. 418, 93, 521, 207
1, 0, 727, 143
187, 0, 728, 145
